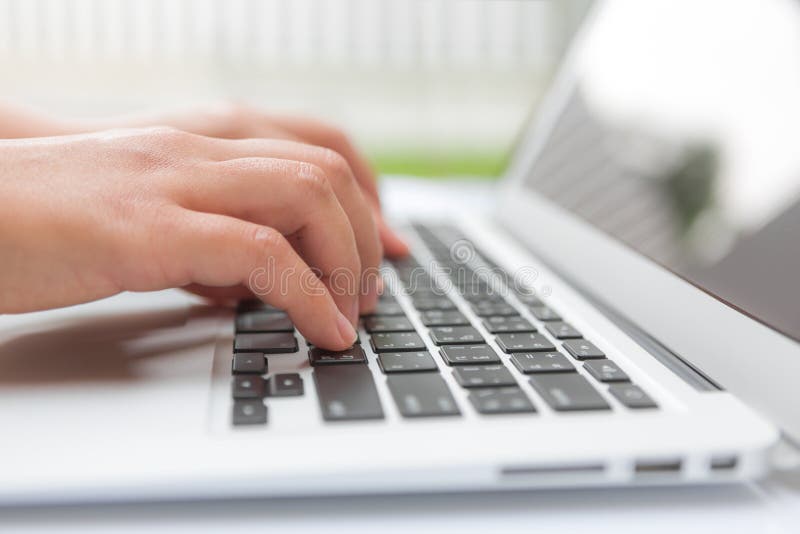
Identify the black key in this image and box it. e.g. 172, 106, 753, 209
562, 339, 605, 360
529, 306, 561, 321
403, 284, 439, 296
232, 375, 265, 399
440, 345, 501, 365
232, 400, 268, 425
429, 326, 484, 345
544, 322, 582, 339
377, 291, 397, 302
495, 332, 555, 353
386, 374, 460, 417
313, 365, 384, 421
236, 311, 294, 333
306, 335, 360, 348
457, 282, 496, 295
609, 384, 657, 409
583, 359, 630, 382
420, 310, 470, 326
461, 293, 506, 304
362, 301, 405, 316
482, 316, 536, 333
370, 332, 426, 352
511, 352, 575, 374
469, 387, 536, 414
378, 351, 438, 373
471, 303, 518, 317
268, 373, 304, 397
391, 256, 421, 270
529, 374, 610, 411
411, 297, 456, 311
516, 293, 544, 306
308, 346, 367, 366
364, 315, 415, 333
237, 300, 281, 313
234, 332, 298, 354
400, 271, 434, 287
232, 353, 267, 374
452, 365, 516, 388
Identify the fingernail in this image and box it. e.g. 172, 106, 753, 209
349, 298, 360, 327
336, 311, 358, 347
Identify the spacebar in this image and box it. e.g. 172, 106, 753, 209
313, 366, 385, 421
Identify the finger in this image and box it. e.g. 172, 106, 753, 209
188, 137, 382, 312
183, 284, 254, 303
155, 208, 357, 350
256, 115, 380, 202
88, 105, 304, 143
172, 157, 362, 325
256, 115, 409, 256
377, 214, 411, 258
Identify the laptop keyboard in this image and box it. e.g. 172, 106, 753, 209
229, 224, 658, 426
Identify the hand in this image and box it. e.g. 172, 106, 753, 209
0, 127, 384, 350
71, 103, 410, 258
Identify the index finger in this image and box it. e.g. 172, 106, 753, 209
153, 208, 358, 350
259, 115, 410, 257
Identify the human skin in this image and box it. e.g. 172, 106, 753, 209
0, 101, 410, 258
0, 104, 407, 350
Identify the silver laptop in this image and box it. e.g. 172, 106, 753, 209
1, 0, 798, 505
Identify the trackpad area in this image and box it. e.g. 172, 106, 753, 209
0, 290, 222, 439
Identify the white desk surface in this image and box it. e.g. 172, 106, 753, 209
3, 178, 799, 534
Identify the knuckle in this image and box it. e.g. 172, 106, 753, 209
326, 128, 351, 151
140, 125, 186, 143
315, 147, 353, 184
309, 118, 350, 147
294, 162, 334, 201
246, 225, 286, 258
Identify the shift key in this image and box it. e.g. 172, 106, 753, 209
313, 366, 384, 421
529, 374, 610, 411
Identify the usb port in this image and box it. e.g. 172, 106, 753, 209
710, 455, 738, 471
634, 459, 682, 475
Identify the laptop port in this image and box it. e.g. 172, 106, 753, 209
634, 459, 682, 475
500, 464, 605, 477
710, 455, 738, 471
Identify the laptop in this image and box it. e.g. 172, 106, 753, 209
1, 0, 799, 504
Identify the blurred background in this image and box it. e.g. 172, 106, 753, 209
0, 0, 797, 198
0, 0, 589, 178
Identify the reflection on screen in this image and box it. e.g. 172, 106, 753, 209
523, 0, 800, 340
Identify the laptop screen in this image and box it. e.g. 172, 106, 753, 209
521, 1, 800, 341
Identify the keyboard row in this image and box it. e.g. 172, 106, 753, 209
411, 224, 657, 412
229, 225, 657, 424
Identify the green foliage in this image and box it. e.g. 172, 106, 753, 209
368, 148, 508, 179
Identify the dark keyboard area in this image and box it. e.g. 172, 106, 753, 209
228, 223, 658, 426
